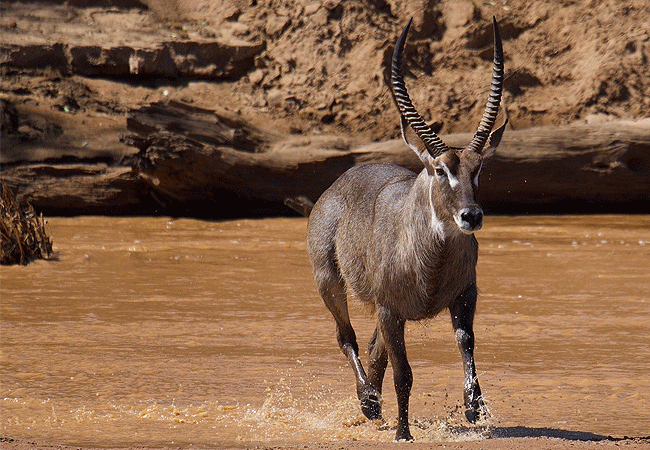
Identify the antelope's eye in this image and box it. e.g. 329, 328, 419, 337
435, 167, 446, 178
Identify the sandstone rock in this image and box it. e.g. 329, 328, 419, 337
2, 33, 264, 81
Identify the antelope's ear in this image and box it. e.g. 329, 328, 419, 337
483, 118, 508, 160
400, 116, 436, 168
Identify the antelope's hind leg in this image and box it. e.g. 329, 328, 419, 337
313, 267, 382, 420
317, 280, 382, 420
308, 205, 382, 420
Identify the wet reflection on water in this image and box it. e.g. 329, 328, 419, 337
1, 216, 649, 446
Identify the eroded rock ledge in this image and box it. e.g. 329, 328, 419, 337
1, 37, 265, 81
124, 102, 650, 214
3, 100, 649, 217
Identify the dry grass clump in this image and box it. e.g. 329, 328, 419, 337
1, 183, 53, 265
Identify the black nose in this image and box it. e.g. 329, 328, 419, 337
461, 207, 483, 229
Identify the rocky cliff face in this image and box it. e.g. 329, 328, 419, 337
1, 0, 649, 216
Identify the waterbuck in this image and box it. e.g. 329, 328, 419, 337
306, 17, 507, 441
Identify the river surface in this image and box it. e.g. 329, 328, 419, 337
1, 215, 649, 446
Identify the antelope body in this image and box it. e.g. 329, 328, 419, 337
306, 17, 507, 441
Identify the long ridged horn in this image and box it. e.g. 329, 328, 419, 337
391, 18, 450, 159
466, 16, 504, 154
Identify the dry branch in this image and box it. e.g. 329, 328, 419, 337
0, 183, 53, 265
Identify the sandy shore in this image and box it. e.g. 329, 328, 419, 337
2, 435, 650, 450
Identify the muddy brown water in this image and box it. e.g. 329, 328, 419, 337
1, 215, 649, 446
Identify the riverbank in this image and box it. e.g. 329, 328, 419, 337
2, 0, 650, 217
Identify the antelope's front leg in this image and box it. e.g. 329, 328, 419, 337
450, 285, 486, 423
378, 308, 413, 441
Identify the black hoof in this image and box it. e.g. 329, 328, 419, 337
360, 390, 382, 420
465, 401, 488, 424
465, 408, 480, 423
395, 428, 414, 442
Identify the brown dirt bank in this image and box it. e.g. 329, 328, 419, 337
1, 0, 649, 217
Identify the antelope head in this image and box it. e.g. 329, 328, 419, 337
391, 17, 507, 235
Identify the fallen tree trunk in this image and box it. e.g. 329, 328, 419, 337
124, 101, 650, 214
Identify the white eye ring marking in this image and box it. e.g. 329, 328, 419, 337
473, 161, 483, 187
435, 161, 458, 188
